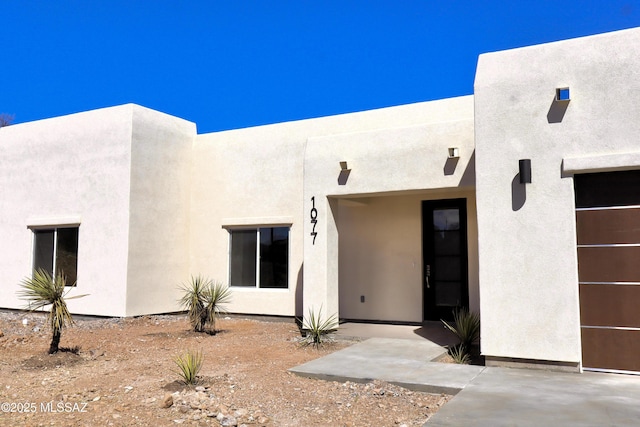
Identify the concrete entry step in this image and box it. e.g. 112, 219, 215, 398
289, 337, 485, 395
334, 321, 459, 347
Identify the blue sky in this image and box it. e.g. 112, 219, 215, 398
2, 1, 640, 133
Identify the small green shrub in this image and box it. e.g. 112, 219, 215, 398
441, 307, 480, 364
174, 349, 203, 385
178, 276, 232, 333
300, 306, 338, 348
441, 307, 480, 349
448, 344, 470, 364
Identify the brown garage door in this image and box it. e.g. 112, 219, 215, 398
575, 170, 640, 373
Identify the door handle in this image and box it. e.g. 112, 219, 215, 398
426, 265, 431, 288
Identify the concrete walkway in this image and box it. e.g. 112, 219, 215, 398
290, 335, 640, 426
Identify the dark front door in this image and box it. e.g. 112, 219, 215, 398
422, 199, 469, 321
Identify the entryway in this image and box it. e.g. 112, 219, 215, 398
422, 199, 469, 321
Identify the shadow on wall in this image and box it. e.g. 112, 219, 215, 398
443, 157, 459, 176
338, 169, 351, 185
547, 96, 569, 123
512, 174, 526, 211
295, 264, 304, 318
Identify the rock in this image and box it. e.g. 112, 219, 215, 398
161, 394, 174, 409
256, 415, 270, 425
234, 408, 248, 417
219, 415, 238, 427
89, 349, 105, 358
195, 386, 206, 392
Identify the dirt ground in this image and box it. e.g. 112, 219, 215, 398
0, 311, 450, 427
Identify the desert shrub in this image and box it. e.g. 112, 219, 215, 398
179, 276, 231, 333
448, 344, 471, 364
174, 349, 203, 385
441, 307, 480, 348
441, 307, 480, 364
18, 269, 87, 354
300, 306, 338, 348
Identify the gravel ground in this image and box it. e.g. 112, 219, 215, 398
0, 311, 450, 426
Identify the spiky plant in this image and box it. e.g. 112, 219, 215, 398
178, 276, 231, 333
448, 344, 471, 364
179, 275, 209, 332
300, 306, 338, 348
206, 281, 232, 333
18, 269, 87, 354
174, 349, 203, 385
441, 307, 480, 349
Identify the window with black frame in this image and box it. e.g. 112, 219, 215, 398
229, 227, 289, 289
33, 227, 79, 286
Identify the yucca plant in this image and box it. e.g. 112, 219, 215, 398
300, 306, 338, 348
206, 281, 232, 332
18, 269, 87, 354
178, 276, 231, 333
448, 343, 471, 364
179, 275, 209, 332
174, 349, 203, 385
441, 307, 480, 349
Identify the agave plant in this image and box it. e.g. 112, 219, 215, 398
300, 306, 338, 348
178, 276, 231, 333
18, 269, 87, 354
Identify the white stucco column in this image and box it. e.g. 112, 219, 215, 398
302, 193, 340, 322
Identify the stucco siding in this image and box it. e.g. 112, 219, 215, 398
475, 27, 640, 364
125, 106, 196, 316
190, 97, 475, 317
303, 96, 476, 321
0, 106, 134, 316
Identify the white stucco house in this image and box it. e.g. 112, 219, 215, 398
2, 27, 639, 374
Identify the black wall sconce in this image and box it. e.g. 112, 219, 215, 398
338, 161, 351, 185
519, 159, 532, 184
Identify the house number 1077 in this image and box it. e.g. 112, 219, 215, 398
310, 196, 318, 245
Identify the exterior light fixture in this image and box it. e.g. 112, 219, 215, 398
556, 87, 570, 102
519, 159, 532, 184
338, 161, 351, 185
448, 147, 460, 159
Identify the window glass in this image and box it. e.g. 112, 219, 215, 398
433, 209, 460, 231
229, 227, 289, 288
259, 227, 289, 289
34, 230, 54, 276
33, 227, 79, 286
56, 228, 79, 285
230, 229, 257, 287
